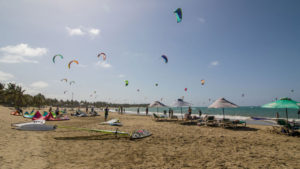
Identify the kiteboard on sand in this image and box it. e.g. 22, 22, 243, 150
11, 120, 45, 128
15, 124, 56, 131
57, 126, 151, 139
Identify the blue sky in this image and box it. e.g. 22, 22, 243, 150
0, 0, 299, 106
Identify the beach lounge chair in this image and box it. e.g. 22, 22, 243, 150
153, 113, 167, 121
220, 118, 234, 128
220, 119, 247, 128
200, 116, 218, 126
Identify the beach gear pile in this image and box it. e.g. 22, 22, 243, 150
100, 119, 122, 126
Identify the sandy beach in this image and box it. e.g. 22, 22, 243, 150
1, 106, 300, 169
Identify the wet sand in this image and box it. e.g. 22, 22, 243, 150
1, 106, 300, 169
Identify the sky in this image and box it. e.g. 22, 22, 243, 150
0, 0, 299, 106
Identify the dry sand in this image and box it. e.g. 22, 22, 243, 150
1, 106, 300, 169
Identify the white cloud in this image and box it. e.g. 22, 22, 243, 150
66, 26, 100, 38
0, 71, 14, 81
210, 61, 219, 66
0, 43, 47, 63
66, 26, 85, 36
89, 28, 100, 36
197, 17, 206, 23
30, 81, 49, 89
95, 61, 111, 68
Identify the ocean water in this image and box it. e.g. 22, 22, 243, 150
121, 106, 300, 121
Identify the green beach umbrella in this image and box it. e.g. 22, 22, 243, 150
261, 97, 299, 123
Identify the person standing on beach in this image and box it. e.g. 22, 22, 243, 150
146, 107, 149, 116
188, 107, 192, 115
168, 108, 171, 117
86, 106, 88, 113
198, 109, 202, 117
276, 112, 279, 119
137, 107, 140, 114
55, 107, 60, 116
104, 106, 109, 121
49, 107, 52, 113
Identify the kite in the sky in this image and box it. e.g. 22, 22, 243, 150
124, 80, 129, 86
241, 93, 245, 97
68, 60, 79, 69
53, 54, 63, 63
97, 53, 106, 61
291, 89, 294, 93
184, 88, 187, 92
137, 89, 140, 92
201, 79, 205, 85
64, 90, 68, 94
161, 55, 168, 63
174, 8, 182, 23
69, 81, 75, 85
61, 78, 68, 83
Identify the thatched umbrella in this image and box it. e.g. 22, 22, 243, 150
208, 98, 238, 119
172, 99, 192, 117
149, 101, 167, 113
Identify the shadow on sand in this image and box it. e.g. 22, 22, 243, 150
225, 127, 259, 132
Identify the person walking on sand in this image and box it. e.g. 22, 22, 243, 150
137, 107, 140, 114
104, 106, 109, 121
49, 106, 52, 113
86, 106, 88, 113
146, 107, 149, 116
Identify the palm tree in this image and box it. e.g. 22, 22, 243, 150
0, 82, 5, 103
33, 93, 46, 108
